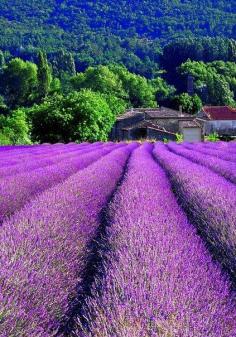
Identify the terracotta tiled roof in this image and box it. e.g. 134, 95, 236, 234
145, 107, 192, 118
202, 106, 236, 120
117, 110, 144, 120
117, 107, 193, 120
180, 120, 201, 128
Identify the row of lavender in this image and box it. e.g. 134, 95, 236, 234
0, 143, 125, 223
71, 144, 236, 337
0, 143, 137, 336
1, 141, 236, 336
155, 142, 236, 283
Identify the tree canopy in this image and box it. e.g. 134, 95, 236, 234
29, 90, 115, 143
0, 1, 235, 77
0, 58, 38, 108
179, 60, 236, 106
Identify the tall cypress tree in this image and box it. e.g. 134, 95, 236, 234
56, 50, 76, 76
67, 53, 76, 76
37, 51, 52, 100
0, 50, 5, 70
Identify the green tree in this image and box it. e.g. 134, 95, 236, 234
207, 73, 235, 106
67, 53, 76, 76
179, 60, 236, 106
173, 93, 202, 114
0, 58, 38, 108
71, 65, 127, 99
151, 77, 176, 103
37, 51, 52, 100
102, 94, 127, 116
54, 50, 76, 76
50, 77, 61, 94
72, 65, 157, 108
124, 73, 157, 108
29, 90, 115, 143
0, 95, 9, 115
0, 109, 31, 144
72, 90, 115, 141
109, 65, 157, 107
0, 50, 5, 69
29, 93, 74, 143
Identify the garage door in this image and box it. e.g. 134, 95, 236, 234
183, 128, 202, 142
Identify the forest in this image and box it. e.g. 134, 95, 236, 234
0, 1, 235, 144
0, 0, 235, 77
0, 37, 235, 144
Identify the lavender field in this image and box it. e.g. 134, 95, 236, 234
0, 142, 236, 337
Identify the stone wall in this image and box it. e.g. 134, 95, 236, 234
147, 128, 176, 141
111, 113, 145, 140
148, 118, 194, 133
205, 120, 236, 136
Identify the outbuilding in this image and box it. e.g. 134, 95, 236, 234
198, 106, 236, 138
111, 107, 203, 142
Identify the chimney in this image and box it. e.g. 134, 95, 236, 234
179, 105, 183, 117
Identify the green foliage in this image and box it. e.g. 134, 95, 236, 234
173, 93, 202, 115
109, 65, 157, 108
179, 60, 236, 106
0, 58, 38, 108
0, 109, 31, 144
205, 132, 220, 142
162, 38, 236, 81
0, 132, 11, 145
71, 66, 127, 99
151, 77, 176, 103
28, 93, 75, 143
72, 65, 157, 108
37, 51, 52, 100
176, 133, 184, 143
0, 95, 9, 115
102, 94, 127, 116
0, 1, 234, 78
50, 77, 61, 95
29, 90, 114, 143
52, 50, 76, 77
122, 71, 157, 108
0, 50, 5, 69
73, 90, 115, 142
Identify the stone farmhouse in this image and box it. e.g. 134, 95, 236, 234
197, 106, 236, 138
110, 106, 202, 142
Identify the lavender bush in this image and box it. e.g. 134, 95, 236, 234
0, 143, 123, 223
73, 143, 236, 337
153, 143, 236, 283
0, 143, 90, 168
0, 143, 137, 336
167, 142, 236, 184
182, 142, 236, 162
0, 144, 94, 178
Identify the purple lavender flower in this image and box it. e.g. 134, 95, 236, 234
167, 142, 236, 184
0, 143, 137, 336
0, 143, 124, 223
72, 143, 236, 337
153, 143, 236, 285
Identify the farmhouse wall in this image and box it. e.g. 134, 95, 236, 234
183, 128, 202, 142
205, 120, 236, 136
149, 118, 182, 133
147, 128, 176, 141
111, 113, 145, 140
